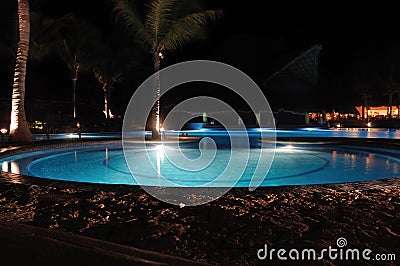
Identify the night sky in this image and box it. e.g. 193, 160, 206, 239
1, 0, 400, 118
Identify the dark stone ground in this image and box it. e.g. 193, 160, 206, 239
0, 173, 399, 265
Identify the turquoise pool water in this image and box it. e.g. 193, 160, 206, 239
0, 127, 398, 142
1, 143, 399, 187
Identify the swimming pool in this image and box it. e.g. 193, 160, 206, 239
1, 141, 399, 187
16, 127, 400, 141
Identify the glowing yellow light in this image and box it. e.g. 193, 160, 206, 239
10, 161, 20, 174
160, 127, 165, 132
336, 124, 341, 128
367, 122, 372, 127
2, 161, 8, 172
0, 128, 7, 134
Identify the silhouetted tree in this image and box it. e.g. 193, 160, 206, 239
113, 0, 222, 139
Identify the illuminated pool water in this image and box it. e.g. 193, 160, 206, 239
1, 143, 399, 187
22, 127, 400, 141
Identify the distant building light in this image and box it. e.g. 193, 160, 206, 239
0, 128, 7, 134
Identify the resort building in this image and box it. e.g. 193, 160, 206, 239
355, 105, 400, 118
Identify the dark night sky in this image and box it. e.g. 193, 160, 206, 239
1, 0, 400, 117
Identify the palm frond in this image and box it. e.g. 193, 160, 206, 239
93, 42, 145, 85
112, 0, 151, 49
145, 0, 176, 46
159, 9, 222, 51
31, 13, 104, 73
29, 12, 62, 60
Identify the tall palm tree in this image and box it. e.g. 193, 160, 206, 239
385, 91, 393, 118
113, 0, 222, 139
360, 92, 371, 121
353, 76, 371, 122
30, 13, 101, 121
49, 15, 101, 121
93, 45, 142, 119
32, 13, 127, 124
9, 0, 33, 143
384, 68, 400, 119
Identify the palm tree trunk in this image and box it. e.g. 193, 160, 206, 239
103, 83, 109, 119
107, 84, 114, 118
362, 97, 366, 121
398, 104, 400, 120
152, 52, 161, 140
72, 68, 78, 119
9, 0, 33, 143
93, 70, 110, 119
361, 105, 365, 121
388, 93, 393, 118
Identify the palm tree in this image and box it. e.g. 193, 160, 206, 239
93, 45, 142, 119
33, 15, 143, 121
32, 13, 137, 125
354, 77, 371, 121
9, 0, 33, 143
113, 0, 222, 139
384, 68, 400, 119
384, 90, 394, 118
52, 15, 102, 121
93, 69, 115, 119
360, 92, 371, 121
32, 14, 102, 121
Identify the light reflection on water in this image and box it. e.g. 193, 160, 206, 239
10, 161, 20, 174
105, 147, 109, 168
1, 161, 20, 174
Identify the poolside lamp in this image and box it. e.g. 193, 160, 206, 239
1, 128, 7, 143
